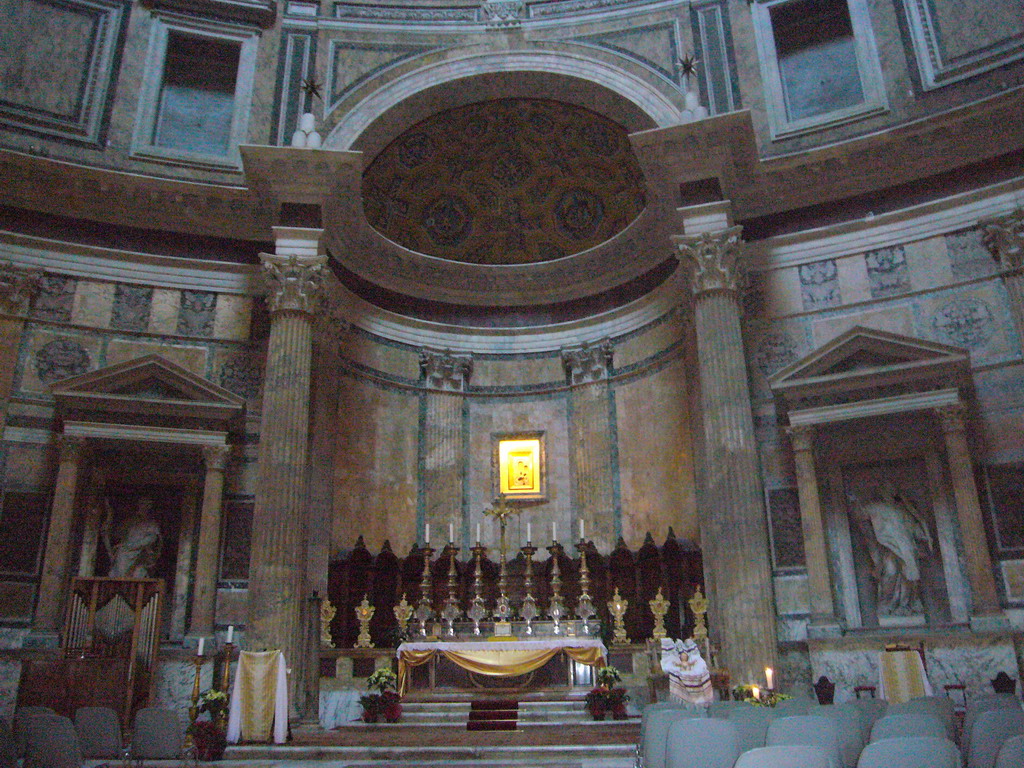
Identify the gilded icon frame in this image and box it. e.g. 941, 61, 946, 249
492, 432, 546, 502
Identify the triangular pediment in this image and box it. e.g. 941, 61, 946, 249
51, 354, 245, 424
769, 326, 969, 402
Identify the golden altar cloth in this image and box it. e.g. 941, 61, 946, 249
396, 638, 607, 696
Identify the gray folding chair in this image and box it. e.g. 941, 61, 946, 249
870, 713, 947, 742
966, 708, 1024, 768
665, 717, 740, 768
775, 697, 814, 717
130, 708, 183, 760
964, 694, 1022, 755
995, 734, 1024, 768
735, 745, 832, 768
23, 714, 82, 768
708, 700, 748, 719
768, 715, 843, 768
74, 706, 123, 759
889, 696, 956, 738
13, 707, 54, 758
820, 703, 866, 768
856, 736, 961, 768
642, 708, 704, 768
727, 704, 775, 753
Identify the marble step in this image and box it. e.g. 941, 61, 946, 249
224, 742, 638, 765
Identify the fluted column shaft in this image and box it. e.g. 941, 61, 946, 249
982, 210, 1024, 348
936, 405, 1001, 616
675, 225, 777, 683
35, 435, 86, 635
788, 426, 837, 624
189, 445, 230, 636
248, 235, 326, 708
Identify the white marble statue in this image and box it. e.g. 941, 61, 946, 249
102, 497, 162, 578
849, 483, 933, 617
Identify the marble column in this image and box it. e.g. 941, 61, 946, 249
247, 230, 326, 705
935, 404, 1003, 623
787, 425, 839, 631
562, 340, 618, 548
419, 349, 471, 544
981, 209, 1024, 347
673, 225, 777, 683
189, 444, 230, 637
34, 435, 87, 638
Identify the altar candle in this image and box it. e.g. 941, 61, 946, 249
552, 521, 557, 541
425, 523, 430, 544
527, 522, 532, 543
226, 625, 234, 644
197, 637, 205, 656
477, 522, 481, 542
579, 519, 585, 540
765, 666, 774, 689
449, 522, 454, 543
751, 685, 760, 701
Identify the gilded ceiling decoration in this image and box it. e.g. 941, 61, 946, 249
361, 99, 647, 265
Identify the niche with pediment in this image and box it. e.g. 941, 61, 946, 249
770, 327, 975, 630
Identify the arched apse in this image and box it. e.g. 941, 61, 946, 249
322, 44, 685, 156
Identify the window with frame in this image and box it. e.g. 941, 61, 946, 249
752, 0, 887, 137
133, 14, 257, 168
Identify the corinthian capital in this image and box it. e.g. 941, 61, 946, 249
561, 339, 613, 385
981, 209, 1024, 271
420, 349, 473, 392
260, 252, 328, 315
671, 225, 745, 296
0, 261, 43, 317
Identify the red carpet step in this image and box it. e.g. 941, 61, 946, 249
467, 699, 519, 731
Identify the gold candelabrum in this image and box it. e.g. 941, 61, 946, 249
414, 545, 435, 637
546, 541, 566, 635
320, 598, 337, 648
393, 593, 413, 637
649, 587, 670, 640
483, 495, 522, 625
607, 587, 629, 645
441, 544, 462, 637
467, 541, 488, 635
689, 585, 709, 660
575, 539, 596, 634
519, 543, 539, 635
355, 595, 375, 648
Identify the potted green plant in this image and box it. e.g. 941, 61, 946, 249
362, 667, 402, 723
188, 719, 227, 761
595, 666, 629, 719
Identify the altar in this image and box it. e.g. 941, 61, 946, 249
396, 637, 607, 696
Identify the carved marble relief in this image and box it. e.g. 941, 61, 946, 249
110, 284, 153, 332
946, 228, 996, 279
176, 290, 217, 337
799, 259, 841, 310
865, 245, 911, 299
930, 298, 996, 349
33, 338, 91, 383
31, 273, 76, 322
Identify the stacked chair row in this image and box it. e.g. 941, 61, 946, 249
4, 705, 186, 767
638, 692, 1024, 768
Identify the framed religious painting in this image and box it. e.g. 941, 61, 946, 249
492, 432, 546, 502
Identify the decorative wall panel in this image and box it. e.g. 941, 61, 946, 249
576, 22, 680, 82
0, 0, 127, 146
900, 0, 1024, 90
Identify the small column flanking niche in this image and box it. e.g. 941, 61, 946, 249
769, 325, 1007, 633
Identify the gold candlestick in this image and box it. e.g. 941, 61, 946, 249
355, 595, 375, 648
467, 542, 488, 635
189, 654, 206, 725
520, 544, 539, 635
221, 643, 235, 695
607, 587, 629, 645
575, 539, 596, 634
414, 546, 435, 637
649, 587, 670, 640
547, 542, 566, 635
441, 545, 461, 637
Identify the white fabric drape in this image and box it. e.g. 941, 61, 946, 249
226, 650, 288, 744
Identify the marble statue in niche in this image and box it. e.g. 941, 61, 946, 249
848, 482, 933, 617
102, 496, 163, 578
